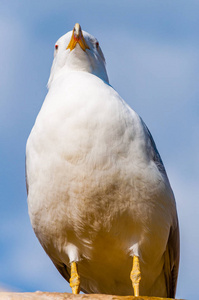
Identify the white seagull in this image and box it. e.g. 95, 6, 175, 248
26, 23, 179, 297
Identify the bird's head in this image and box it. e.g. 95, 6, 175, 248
48, 23, 109, 88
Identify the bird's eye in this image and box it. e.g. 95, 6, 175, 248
55, 45, 58, 50
95, 42, 99, 49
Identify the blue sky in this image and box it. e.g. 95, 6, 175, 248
0, 1, 199, 299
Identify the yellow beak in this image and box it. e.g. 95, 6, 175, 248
67, 23, 90, 52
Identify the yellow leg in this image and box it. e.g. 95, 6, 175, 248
130, 256, 141, 296
69, 261, 80, 294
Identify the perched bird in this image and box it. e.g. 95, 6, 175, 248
26, 23, 179, 297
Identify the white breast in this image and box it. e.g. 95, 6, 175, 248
26, 71, 176, 296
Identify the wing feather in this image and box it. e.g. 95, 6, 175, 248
164, 219, 180, 298
142, 119, 180, 297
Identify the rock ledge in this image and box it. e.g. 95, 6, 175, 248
0, 292, 184, 300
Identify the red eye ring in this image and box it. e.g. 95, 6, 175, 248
96, 42, 99, 49
55, 44, 58, 50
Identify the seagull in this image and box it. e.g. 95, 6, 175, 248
26, 23, 179, 297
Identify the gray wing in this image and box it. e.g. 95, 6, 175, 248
142, 120, 180, 297
142, 120, 167, 176
164, 219, 180, 298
